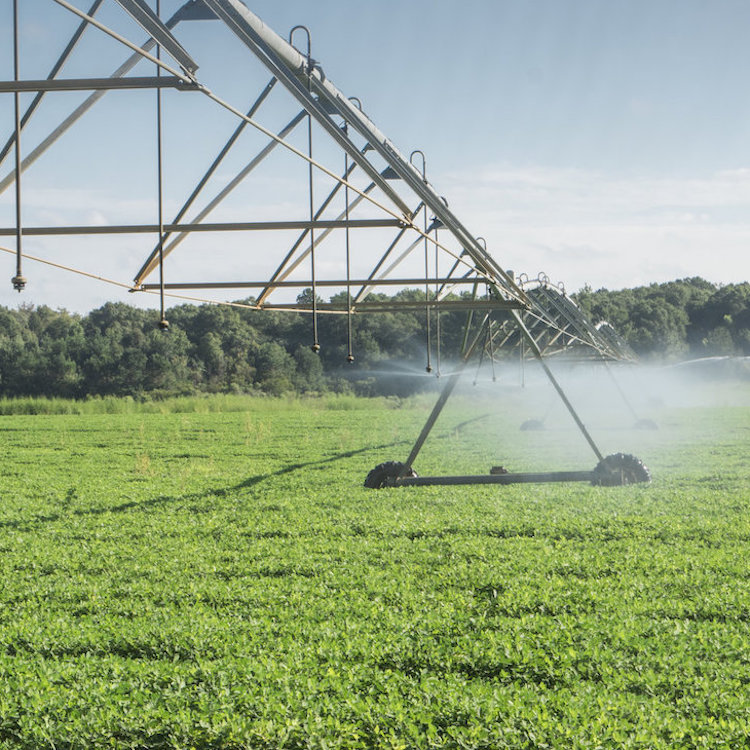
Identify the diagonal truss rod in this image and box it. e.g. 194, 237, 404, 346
525, 287, 615, 358
133, 76, 278, 284
255, 152, 365, 305
356, 224, 442, 303
188, 89, 491, 288
495, 308, 583, 356
524, 303, 592, 353
0, 0, 103, 171
352, 224, 412, 305
0, 1, 198, 195
539, 287, 617, 357
51, 0, 197, 81
134, 109, 308, 285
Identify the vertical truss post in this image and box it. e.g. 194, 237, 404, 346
155, 0, 168, 328
11, 0, 26, 291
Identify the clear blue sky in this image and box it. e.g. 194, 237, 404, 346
1, 0, 749, 313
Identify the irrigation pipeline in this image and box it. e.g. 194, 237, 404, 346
27, 4, 502, 292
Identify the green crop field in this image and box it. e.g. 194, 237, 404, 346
1, 381, 749, 749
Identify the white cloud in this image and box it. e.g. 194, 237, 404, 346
438, 164, 750, 291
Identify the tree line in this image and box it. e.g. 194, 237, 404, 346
0, 277, 747, 398
573, 277, 750, 360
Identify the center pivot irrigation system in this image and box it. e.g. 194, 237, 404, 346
1, 0, 651, 488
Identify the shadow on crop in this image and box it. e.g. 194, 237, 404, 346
209, 439, 411, 495
1, 441, 408, 531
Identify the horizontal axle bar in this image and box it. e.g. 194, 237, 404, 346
393, 470, 594, 486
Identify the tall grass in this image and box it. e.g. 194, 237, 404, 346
0, 392, 412, 416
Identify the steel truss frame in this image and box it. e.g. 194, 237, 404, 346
478, 273, 638, 366
1, 0, 650, 486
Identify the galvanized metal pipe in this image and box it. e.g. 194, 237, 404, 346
51, 0, 194, 81
203, 0, 525, 305
111, 0, 198, 74
201, 0, 413, 220
260, 301, 514, 313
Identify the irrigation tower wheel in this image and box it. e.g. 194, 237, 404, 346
363, 461, 417, 489
591, 453, 651, 486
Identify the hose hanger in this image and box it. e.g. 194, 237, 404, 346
343, 97, 364, 363
433, 196, 449, 379
155, 0, 168, 329
472, 319, 492, 386
485, 286, 497, 383
433, 217, 441, 377
11, 0, 26, 292
343, 124, 353, 363
290, 25, 320, 352
410, 150, 431, 373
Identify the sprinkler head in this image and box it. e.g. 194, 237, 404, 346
11, 275, 26, 292
311, 343, 321, 354
346, 354, 355, 364
425, 365, 433, 373
159, 318, 170, 331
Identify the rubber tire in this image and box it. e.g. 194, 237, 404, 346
364, 461, 417, 489
591, 453, 651, 486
